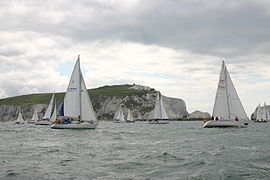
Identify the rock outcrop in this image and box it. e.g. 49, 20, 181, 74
188, 110, 211, 119
0, 85, 189, 121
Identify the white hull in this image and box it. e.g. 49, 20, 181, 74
149, 120, 169, 124
126, 120, 135, 123
36, 121, 51, 125
203, 120, 248, 128
51, 122, 97, 129
113, 120, 126, 123
14, 121, 24, 124
253, 120, 267, 123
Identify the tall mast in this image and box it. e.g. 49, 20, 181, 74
159, 92, 162, 119
224, 62, 231, 119
78, 55, 82, 118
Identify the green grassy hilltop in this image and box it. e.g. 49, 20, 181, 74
0, 84, 154, 106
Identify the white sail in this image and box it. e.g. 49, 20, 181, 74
260, 103, 269, 121
127, 109, 134, 121
31, 110, 39, 122
43, 93, 55, 120
80, 74, 97, 122
256, 104, 262, 121
114, 104, 125, 122
16, 111, 24, 123
154, 92, 169, 119
64, 58, 81, 118
212, 61, 249, 121
265, 103, 270, 121
137, 112, 142, 120
50, 102, 57, 122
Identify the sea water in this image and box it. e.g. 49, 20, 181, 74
0, 121, 269, 180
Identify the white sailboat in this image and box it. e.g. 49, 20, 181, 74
255, 103, 268, 122
149, 92, 169, 124
51, 55, 98, 129
36, 93, 56, 125
113, 104, 126, 123
203, 61, 249, 128
126, 109, 135, 123
262, 102, 269, 122
137, 112, 142, 121
15, 111, 24, 124
28, 109, 39, 123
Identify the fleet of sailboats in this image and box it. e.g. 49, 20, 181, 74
203, 61, 249, 128
51, 55, 98, 129
8, 58, 270, 129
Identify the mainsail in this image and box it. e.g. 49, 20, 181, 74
63, 56, 97, 122
256, 104, 262, 121
17, 111, 24, 123
264, 103, 270, 121
50, 102, 57, 122
114, 104, 125, 122
154, 92, 169, 119
257, 103, 270, 121
127, 109, 134, 121
64, 59, 81, 118
212, 61, 249, 120
43, 93, 55, 120
31, 109, 39, 122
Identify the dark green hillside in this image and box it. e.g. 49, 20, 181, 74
0, 84, 155, 106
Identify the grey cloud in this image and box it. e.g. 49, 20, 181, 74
2, 0, 270, 60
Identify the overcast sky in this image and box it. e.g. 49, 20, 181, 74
1, 0, 270, 116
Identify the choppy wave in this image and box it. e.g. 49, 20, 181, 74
0, 121, 269, 179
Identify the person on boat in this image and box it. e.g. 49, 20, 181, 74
235, 117, 239, 121
215, 117, 219, 121
211, 116, 214, 120
78, 115, 81, 124
66, 118, 71, 124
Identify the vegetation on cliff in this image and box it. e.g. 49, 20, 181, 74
0, 84, 154, 106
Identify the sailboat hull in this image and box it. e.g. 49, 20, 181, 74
149, 119, 169, 124
126, 120, 135, 123
36, 121, 52, 125
51, 122, 97, 129
203, 120, 248, 128
28, 121, 36, 124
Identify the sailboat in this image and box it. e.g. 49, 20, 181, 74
203, 61, 249, 128
126, 109, 135, 123
149, 92, 169, 124
113, 104, 126, 123
255, 103, 268, 123
15, 111, 25, 124
51, 55, 98, 129
36, 93, 56, 125
137, 112, 142, 121
28, 109, 39, 123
